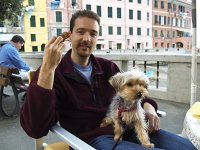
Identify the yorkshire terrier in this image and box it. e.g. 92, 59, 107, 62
100, 69, 154, 148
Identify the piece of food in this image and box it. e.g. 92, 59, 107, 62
60, 31, 71, 41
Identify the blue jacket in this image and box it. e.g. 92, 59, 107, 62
0, 42, 30, 71
20, 50, 157, 141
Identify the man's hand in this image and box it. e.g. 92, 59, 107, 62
37, 36, 65, 89
43, 36, 65, 70
143, 103, 160, 133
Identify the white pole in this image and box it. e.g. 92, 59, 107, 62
190, 0, 197, 107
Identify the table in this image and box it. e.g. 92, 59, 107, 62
182, 110, 200, 149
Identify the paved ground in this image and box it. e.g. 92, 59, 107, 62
0, 86, 190, 150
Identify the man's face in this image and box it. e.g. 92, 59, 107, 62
15, 42, 24, 50
70, 17, 99, 58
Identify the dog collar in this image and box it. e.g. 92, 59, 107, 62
118, 103, 137, 118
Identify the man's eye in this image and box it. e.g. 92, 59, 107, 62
77, 30, 84, 34
90, 33, 97, 38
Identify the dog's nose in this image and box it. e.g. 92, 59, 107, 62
136, 92, 142, 98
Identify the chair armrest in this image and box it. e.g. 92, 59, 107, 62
157, 110, 166, 117
50, 124, 96, 150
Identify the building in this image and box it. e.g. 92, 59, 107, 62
82, 0, 153, 50
46, 0, 82, 50
0, 14, 24, 50
45, 0, 153, 50
23, 0, 48, 52
152, 0, 192, 50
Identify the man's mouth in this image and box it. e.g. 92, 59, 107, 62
79, 44, 91, 49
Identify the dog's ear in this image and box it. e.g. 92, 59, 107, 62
109, 72, 124, 91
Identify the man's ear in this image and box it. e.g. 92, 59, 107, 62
109, 72, 124, 91
68, 32, 72, 42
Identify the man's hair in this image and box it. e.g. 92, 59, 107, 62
70, 10, 100, 32
11, 35, 25, 44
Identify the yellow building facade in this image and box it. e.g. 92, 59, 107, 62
23, 0, 48, 52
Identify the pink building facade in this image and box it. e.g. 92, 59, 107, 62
152, 0, 192, 50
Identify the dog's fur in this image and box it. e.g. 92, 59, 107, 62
100, 69, 154, 148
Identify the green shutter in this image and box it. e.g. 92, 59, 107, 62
30, 16, 36, 27
40, 18, 45, 27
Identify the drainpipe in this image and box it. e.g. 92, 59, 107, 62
124, 0, 127, 50
190, 0, 197, 107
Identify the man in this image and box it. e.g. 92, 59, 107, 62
20, 10, 196, 150
0, 35, 30, 80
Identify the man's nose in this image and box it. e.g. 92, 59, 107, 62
82, 32, 91, 41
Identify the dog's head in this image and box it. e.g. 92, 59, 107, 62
109, 69, 149, 102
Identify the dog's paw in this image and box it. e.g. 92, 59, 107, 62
100, 117, 113, 127
114, 135, 122, 141
142, 143, 154, 148
100, 122, 107, 127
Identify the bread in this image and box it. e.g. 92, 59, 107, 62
60, 32, 71, 41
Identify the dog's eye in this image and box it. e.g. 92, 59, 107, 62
126, 82, 133, 87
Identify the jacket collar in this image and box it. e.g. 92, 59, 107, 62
59, 49, 104, 82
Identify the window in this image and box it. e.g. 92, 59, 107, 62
159, 16, 161, 24
147, 28, 150, 36
129, 0, 133, 2
129, 10, 133, 19
41, 44, 45, 51
173, 4, 176, 12
164, 16, 166, 25
57, 28, 62, 36
155, 42, 158, 47
117, 8, 121, 18
117, 43, 122, 49
86, 4, 91, 10
0, 21, 4, 27
160, 30, 164, 37
97, 6, 101, 17
138, 0, 141, 4
28, 0, 34, 6
56, 11, 62, 22
168, 3, 172, 10
32, 46, 38, 52
154, 30, 158, 37
168, 17, 170, 25
117, 27, 121, 35
161, 42, 164, 47
31, 34, 36, 41
176, 18, 178, 26
40, 18, 45, 27
154, 15, 158, 23
129, 27, 133, 35
137, 28, 141, 35
147, 12, 149, 21
137, 11, 141, 20
72, 0, 77, 7
154, 0, 158, 8
167, 43, 170, 48
99, 26, 102, 36
167, 31, 170, 38
179, 5, 185, 13
108, 7, 112, 18
161, 1, 164, 9
147, 0, 149, 5
30, 16, 36, 27
108, 26, 113, 35
173, 31, 175, 37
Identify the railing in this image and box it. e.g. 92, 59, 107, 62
20, 50, 200, 104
